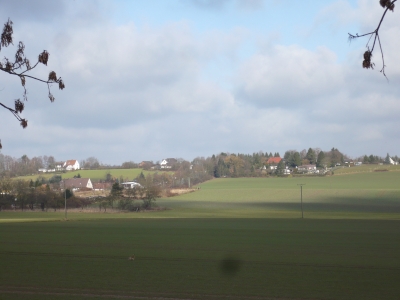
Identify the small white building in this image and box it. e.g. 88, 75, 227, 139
63, 160, 80, 170
121, 182, 143, 189
38, 168, 56, 173
297, 164, 317, 173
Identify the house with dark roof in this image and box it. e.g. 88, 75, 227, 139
92, 182, 112, 191
160, 158, 177, 169
62, 178, 93, 191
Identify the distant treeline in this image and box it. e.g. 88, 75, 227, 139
0, 148, 398, 179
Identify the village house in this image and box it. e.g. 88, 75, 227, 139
63, 160, 80, 170
389, 157, 398, 165
62, 178, 93, 191
266, 157, 282, 170
53, 162, 64, 171
297, 164, 317, 174
92, 182, 112, 191
267, 157, 282, 165
160, 158, 177, 169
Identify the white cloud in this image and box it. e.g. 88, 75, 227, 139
1, 0, 400, 163
235, 45, 343, 107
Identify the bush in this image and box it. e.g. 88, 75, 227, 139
118, 198, 140, 212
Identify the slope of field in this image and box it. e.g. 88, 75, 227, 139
333, 164, 400, 175
2, 171, 400, 221
0, 218, 399, 300
14, 168, 150, 182
159, 172, 400, 219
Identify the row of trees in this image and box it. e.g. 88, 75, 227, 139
362, 153, 399, 164
0, 153, 57, 177
188, 148, 341, 178
0, 171, 164, 212
0, 177, 91, 211
188, 148, 400, 179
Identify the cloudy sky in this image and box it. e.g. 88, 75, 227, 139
0, 0, 399, 164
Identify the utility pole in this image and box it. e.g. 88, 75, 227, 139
64, 180, 67, 220
297, 184, 305, 219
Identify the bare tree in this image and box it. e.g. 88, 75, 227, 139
0, 19, 65, 149
348, 0, 396, 77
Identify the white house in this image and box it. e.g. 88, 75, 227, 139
63, 160, 80, 170
160, 158, 177, 169
297, 164, 317, 173
62, 178, 93, 191
389, 157, 398, 165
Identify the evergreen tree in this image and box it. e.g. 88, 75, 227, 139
111, 182, 123, 198
317, 151, 325, 168
65, 189, 73, 199
385, 153, 391, 164
284, 151, 292, 160
214, 165, 220, 178
275, 160, 286, 175
369, 154, 375, 163
289, 152, 301, 167
306, 148, 316, 164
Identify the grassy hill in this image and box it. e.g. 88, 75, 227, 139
159, 172, 400, 219
333, 163, 400, 175
3, 170, 400, 220
14, 168, 150, 182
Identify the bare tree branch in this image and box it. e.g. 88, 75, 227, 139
0, 19, 65, 149
348, 0, 396, 78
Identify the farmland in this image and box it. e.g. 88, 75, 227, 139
1, 171, 400, 299
13, 168, 151, 182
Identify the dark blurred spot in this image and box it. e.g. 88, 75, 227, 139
220, 257, 241, 276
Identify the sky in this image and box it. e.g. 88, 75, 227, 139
0, 0, 399, 165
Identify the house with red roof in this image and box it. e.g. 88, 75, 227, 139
63, 160, 80, 170
267, 157, 282, 165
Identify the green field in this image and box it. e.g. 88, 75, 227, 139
1, 172, 400, 299
14, 168, 151, 182
160, 172, 400, 219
